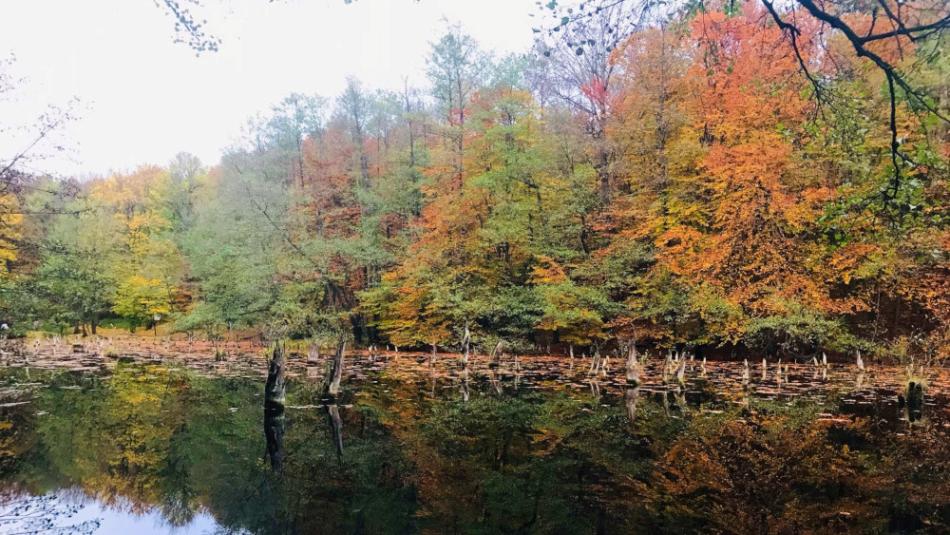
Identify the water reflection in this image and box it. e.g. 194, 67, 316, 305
264, 406, 285, 473
326, 404, 344, 460
0, 361, 946, 534
623, 386, 639, 424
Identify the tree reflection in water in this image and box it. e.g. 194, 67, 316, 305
264, 406, 285, 473
0, 362, 946, 534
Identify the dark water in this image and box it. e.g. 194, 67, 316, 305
0, 358, 948, 534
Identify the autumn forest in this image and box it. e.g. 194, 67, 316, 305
2, 0, 950, 533
2, 0, 948, 362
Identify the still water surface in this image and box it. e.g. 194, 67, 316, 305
0, 353, 948, 534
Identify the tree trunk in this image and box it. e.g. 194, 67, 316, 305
307, 343, 319, 364
906, 381, 924, 422
489, 341, 503, 364
625, 343, 640, 384
595, 145, 611, 204
461, 324, 471, 365
326, 337, 346, 397
588, 347, 602, 376
265, 342, 286, 408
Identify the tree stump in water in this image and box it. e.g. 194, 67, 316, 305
625, 344, 640, 385
674, 358, 686, 384
263, 343, 286, 472
588, 348, 601, 377
326, 337, 346, 398
488, 341, 504, 368
906, 381, 925, 422
264, 342, 286, 408
461, 324, 471, 365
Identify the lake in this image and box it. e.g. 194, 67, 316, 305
0, 345, 948, 534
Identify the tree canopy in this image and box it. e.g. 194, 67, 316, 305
2, 1, 947, 361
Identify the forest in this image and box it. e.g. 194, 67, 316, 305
1, 1, 950, 533
1, 0, 947, 363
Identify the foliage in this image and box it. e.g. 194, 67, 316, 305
3, 11, 947, 357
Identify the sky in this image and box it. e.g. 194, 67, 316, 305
0, 0, 539, 177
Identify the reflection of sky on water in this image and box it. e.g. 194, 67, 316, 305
71, 499, 222, 535
1, 490, 224, 535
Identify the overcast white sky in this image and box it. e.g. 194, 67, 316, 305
0, 0, 538, 177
